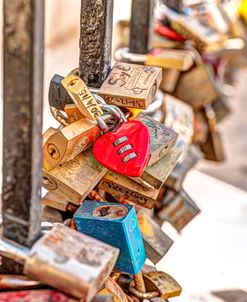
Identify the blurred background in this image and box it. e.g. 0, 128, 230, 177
1, 0, 247, 301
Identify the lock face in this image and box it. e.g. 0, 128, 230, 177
143, 271, 182, 299
130, 145, 182, 190
135, 114, 178, 167
173, 65, 218, 109
146, 48, 194, 71
158, 189, 200, 231
43, 119, 101, 171
42, 148, 107, 205
74, 200, 146, 274
25, 225, 119, 302
137, 211, 173, 264
64, 104, 84, 124
99, 62, 162, 109
163, 94, 194, 145
99, 172, 159, 209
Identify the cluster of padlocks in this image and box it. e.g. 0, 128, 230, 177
0, 0, 246, 301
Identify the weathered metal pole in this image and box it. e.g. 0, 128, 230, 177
2, 0, 44, 248
79, 0, 114, 88
129, 0, 155, 54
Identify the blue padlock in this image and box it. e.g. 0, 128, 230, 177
74, 200, 146, 274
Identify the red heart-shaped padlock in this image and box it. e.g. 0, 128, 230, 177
93, 120, 150, 177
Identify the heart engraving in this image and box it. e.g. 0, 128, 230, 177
93, 120, 150, 177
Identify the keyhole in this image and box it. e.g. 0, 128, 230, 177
47, 144, 60, 160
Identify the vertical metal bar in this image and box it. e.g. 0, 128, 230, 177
129, 0, 155, 54
2, 0, 44, 247
79, 0, 114, 88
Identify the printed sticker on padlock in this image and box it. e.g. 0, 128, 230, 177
137, 211, 173, 264
74, 200, 146, 274
0, 225, 119, 301
42, 148, 107, 205
43, 118, 101, 171
99, 62, 162, 109
143, 271, 182, 299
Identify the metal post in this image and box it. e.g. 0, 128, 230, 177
129, 0, 155, 54
2, 0, 44, 248
79, 0, 114, 88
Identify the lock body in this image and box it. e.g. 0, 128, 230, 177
135, 114, 178, 167
74, 200, 146, 274
137, 211, 173, 264
160, 69, 180, 93
130, 145, 182, 190
99, 172, 159, 209
173, 65, 218, 110
163, 94, 194, 146
99, 62, 162, 109
143, 271, 182, 299
25, 225, 119, 301
43, 119, 100, 171
146, 48, 194, 71
42, 148, 107, 204
42, 192, 78, 213
158, 189, 200, 231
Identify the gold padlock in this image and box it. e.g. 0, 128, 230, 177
143, 271, 182, 299
43, 118, 100, 171
163, 94, 194, 146
99, 172, 159, 209
135, 114, 178, 167
158, 189, 200, 232
42, 192, 79, 213
160, 69, 180, 93
99, 62, 162, 109
130, 145, 182, 190
42, 148, 107, 205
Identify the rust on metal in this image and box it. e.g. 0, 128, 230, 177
79, 0, 114, 88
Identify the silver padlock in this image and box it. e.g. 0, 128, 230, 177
0, 224, 119, 301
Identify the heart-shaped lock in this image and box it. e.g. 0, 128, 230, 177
93, 120, 150, 177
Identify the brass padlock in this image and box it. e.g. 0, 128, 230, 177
137, 211, 173, 264
99, 172, 159, 209
165, 146, 203, 191
163, 94, 194, 146
42, 192, 79, 213
143, 271, 182, 299
99, 62, 162, 109
160, 69, 180, 93
130, 145, 182, 190
43, 118, 101, 171
135, 114, 178, 167
158, 189, 200, 232
42, 148, 107, 205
